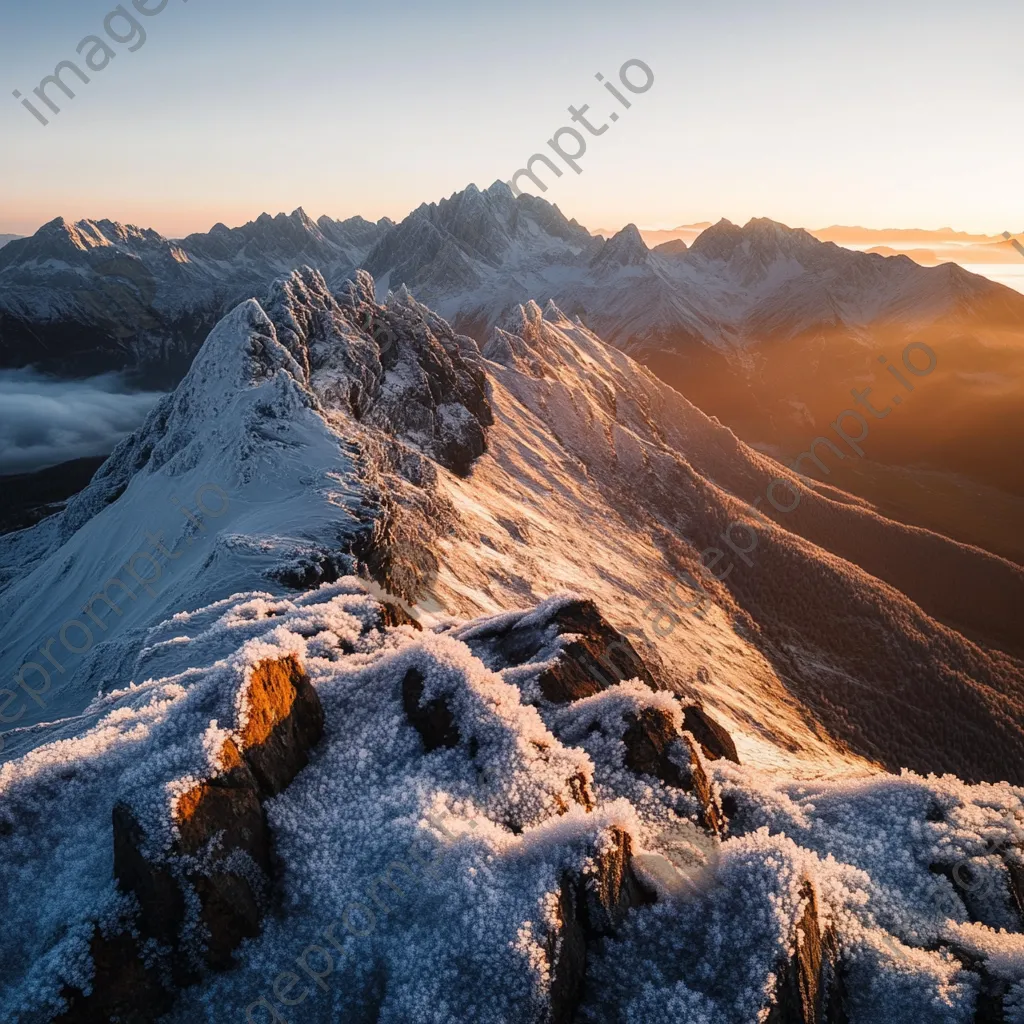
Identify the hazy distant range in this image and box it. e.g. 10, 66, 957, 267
606, 223, 1024, 295
2, 218, 1021, 478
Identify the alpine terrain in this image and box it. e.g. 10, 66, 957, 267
4, 183, 1023, 561
1, 267, 1023, 1024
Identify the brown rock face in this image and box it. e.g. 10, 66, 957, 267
547, 827, 657, 1023
767, 881, 847, 1024
379, 600, 424, 631
61, 656, 325, 1022
114, 754, 270, 971
680, 704, 741, 764
241, 655, 325, 796
623, 707, 688, 788
1007, 854, 1024, 928
618, 708, 723, 833
946, 944, 1010, 1023
54, 930, 173, 1024
535, 601, 660, 704
564, 772, 596, 814
680, 734, 724, 835
547, 878, 589, 1024
402, 667, 460, 751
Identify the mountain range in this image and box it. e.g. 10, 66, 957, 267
4, 182, 1024, 565
5, 184, 1022, 380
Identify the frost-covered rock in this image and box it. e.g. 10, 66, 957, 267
548, 825, 656, 1024
1, 587, 1023, 1024
766, 880, 846, 1023
459, 596, 660, 705
680, 703, 741, 765
59, 654, 325, 1020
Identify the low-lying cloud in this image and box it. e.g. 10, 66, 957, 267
0, 370, 164, 475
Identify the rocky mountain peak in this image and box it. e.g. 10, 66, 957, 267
652, 237, 689, 256
591, 224, 649, 267
262, 266, 493, 475
688, 218, 745, 260
742, 216, 820, 254
690, 217, 823, 264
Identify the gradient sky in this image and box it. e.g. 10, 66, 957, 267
0, 0, 1021, 239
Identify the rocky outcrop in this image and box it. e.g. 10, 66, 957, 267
115, 739, 271, 971
945, 944, 1011, 1024
55, 931, 173, 1024
487, 598, 735, 833
264, 267, 494, 477
622, 707, 688, 788
379, 600, 424, 630
547, 827, 657, 1023
402, 667, 595, 824
239, 655, 325, 796
680, 734, 725, 834
680, 704, 741, 764
1006, 849, 1024, 929
585, 705, 725, 833
766, 881, 847, 1024
57, 656, 324, 1022
529, 600, 660, 704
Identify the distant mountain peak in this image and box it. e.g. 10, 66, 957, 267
486, 179, 515, 200
653, 237, 689, 256
591, 224, 649, 267
688, 218, 744, 259
689, 217, 821, 262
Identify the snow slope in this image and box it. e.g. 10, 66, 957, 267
0, 268, 491, 757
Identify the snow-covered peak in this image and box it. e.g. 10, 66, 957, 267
0, 269, 496, 750
687, 217, 819, 264
4, 184, 1024, 390
486, 178, 516, 201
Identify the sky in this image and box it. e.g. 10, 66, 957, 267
0, 0, 1022, 239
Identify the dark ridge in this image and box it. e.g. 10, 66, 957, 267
0, 455, 108, 535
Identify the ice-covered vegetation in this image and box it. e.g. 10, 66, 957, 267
1, 580, 1021, 1023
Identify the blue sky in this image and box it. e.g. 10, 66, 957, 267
0, 0, 1021, 237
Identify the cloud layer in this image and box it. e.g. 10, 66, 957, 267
0, 370, 164, 475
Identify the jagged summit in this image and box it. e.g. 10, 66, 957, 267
689, 217, 827, 263
0, 268, 494, 749
363, 180, 597, 295
591, 224, 650, 267
265, 266, 493, 473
